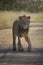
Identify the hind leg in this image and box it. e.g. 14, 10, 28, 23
18, 37, 24, 52
25, 36, 31, 52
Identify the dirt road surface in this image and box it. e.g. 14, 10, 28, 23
0, 21, 43, 65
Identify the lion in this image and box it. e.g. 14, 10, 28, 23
12, 15, 31, 52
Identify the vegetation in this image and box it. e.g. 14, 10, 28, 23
0, 11, 43, 28
0, 0, 43, 28
0, 0, 43, 12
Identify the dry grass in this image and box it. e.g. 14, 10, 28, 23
0, 11, 43, 27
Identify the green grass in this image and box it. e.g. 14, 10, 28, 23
0, 11, 43, 28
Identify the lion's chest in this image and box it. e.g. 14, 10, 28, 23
19, 29, 28, 37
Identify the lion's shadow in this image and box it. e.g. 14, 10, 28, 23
0, 45, 43, 53
0, 46, 43, 65
0, 43, 43, 65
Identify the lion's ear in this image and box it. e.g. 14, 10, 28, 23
19, 16, 21, 19
27, 16, 30, 19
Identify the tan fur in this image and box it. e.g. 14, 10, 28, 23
12, 15, 31, 52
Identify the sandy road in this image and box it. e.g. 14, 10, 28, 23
0, 21, 43, 65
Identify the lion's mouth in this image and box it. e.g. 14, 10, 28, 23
22, 25, 28, 29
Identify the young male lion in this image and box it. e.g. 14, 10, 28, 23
12, 15, 31, 52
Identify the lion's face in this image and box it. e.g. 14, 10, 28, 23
19, 15, 30, 30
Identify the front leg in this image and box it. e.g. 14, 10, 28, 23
18, 26, 24, 52
13, 34, 16, 51
18, 37, 24, 52
25, 36, 31, 52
